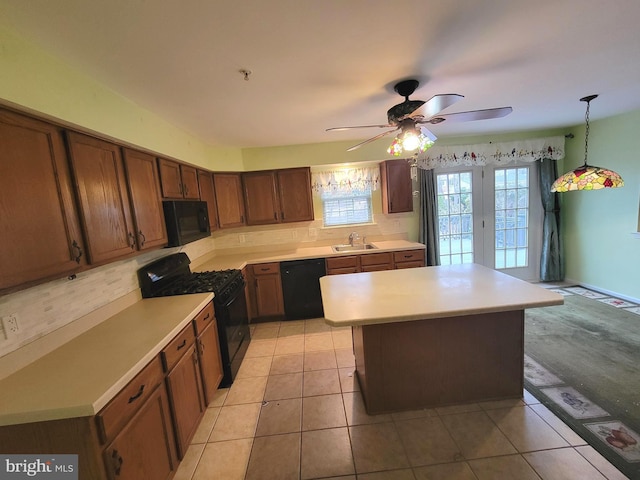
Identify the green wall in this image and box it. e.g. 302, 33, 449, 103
560, 109, 640, 300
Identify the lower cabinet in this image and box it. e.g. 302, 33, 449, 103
325, 255, 360, 275
162, 324, 206, 459
393, 249, 425, 268
251, 263, 284, 319
103, 384, 178, 480
326, 249, 425, 275
0, 301, 220, 479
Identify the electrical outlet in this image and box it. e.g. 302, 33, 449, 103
2, 314, 20, 340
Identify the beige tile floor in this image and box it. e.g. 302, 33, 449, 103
173, 318, 628, 480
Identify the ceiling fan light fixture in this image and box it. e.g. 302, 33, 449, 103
387, 131, 434, 157
551, 94, 624, 192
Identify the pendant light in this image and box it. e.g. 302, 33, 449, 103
551, 95, 624, 192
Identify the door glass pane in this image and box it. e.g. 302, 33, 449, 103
494, 167, 529, 269
437, 171, 474, 265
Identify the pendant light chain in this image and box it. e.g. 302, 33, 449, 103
583, 98, 591, 164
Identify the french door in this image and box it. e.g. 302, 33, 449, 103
434, 163, 542, 281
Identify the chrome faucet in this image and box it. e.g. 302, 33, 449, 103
348, 232, 360, 246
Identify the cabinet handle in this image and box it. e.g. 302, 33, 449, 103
274, 212, 278, 221
128, 232, 135, 249
192, 349, 199, 365
281, 211, 284, 220
178, 183, 183, 194
138, 230, 146, 247
71, 240, 83, 264
176, 339, 187, 350
198, 339, 205, 354
184, 184, 189, 196
241, 215, 245, 223
404, 255, 412, 259
260, 267, 269, 271
111, 449, 123, 476
128, 384, 145, 403
203, 312, 210, 321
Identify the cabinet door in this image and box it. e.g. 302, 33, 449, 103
197, 321, 224, 405
277, 167, 314, 223
197, 170, 219, 231
381, 159, 413, 213
180, 164, 200, 199
213, 173, 246, 228
243, 171, 279, 225
0, 109, 86, 292
165, 344, 206, 458
157, 158, 183, 199
253, 264, 284, 318
122, 149, 168, 251
104, 385, 178, 480
66, 132, 137, 264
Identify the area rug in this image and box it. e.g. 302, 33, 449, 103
525, 286, 640, 480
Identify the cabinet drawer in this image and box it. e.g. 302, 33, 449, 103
162, 324, 196, 372
361, 264, 392, 272
327, 267, 359, 275
97, 355, 164, 444
252, 263, 280, 275
393, 249, 425, 264
394, 260, 425, 269
360, 252, 393, 267
192, 302, 215, 335
326, 256, 359, 270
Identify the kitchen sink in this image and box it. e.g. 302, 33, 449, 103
332, 244, 378, 253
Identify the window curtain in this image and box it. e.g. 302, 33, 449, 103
418, 168, 440, 266
539, 158, 564, 281
311, 166, 380, 195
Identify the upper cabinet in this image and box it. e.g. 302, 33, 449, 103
213, 173, 246, 228
0, 109, 87, 293
66, 132, 138, 265
242, 167, 314, 226
197, 170, 219, 232
122, 148, 168, 250
158, 158, 200, 199
276, 167, 314, 223
380, 159, 413, 214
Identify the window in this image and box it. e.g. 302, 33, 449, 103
322, 192, 373, 227
312, 165, 379, 227
437, 171, 474, 265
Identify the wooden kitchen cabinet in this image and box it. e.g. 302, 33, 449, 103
242, 167, 314, 226
326, 255, 360, 275
360, 252, 393, 272
213, 172, 246, 228
243, 170, 279, 225
380, 159, 413, 214
0, 108, 87, 293
99, 356, 178, 480
197, 169, 220, 231
393, 249, 425, 268
277, 167, 314, 222
158, 158, 200, 199
162, 324, 206, 458
66, 132, 138, 265
193, 302, 224, 404
122, 148, 168, 250
251, 262, 284, 319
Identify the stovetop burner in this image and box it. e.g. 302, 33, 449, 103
137, 253, 244, 304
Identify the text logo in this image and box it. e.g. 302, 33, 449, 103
0, 455, 77, 479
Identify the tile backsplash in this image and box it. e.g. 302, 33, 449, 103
0, 212, 415, 359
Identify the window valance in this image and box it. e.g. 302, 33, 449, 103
416, 136, 565, 170
311, 166, 380, 196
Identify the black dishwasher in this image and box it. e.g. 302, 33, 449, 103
280, 258, 326, 320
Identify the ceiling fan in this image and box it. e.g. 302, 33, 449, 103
327, 79, 513, 154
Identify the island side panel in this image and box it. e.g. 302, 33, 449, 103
353, 310, 524, 414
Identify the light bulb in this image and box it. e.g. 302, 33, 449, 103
402, 132, 420, 151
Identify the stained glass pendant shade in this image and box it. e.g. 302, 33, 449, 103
551, 95, 624, 192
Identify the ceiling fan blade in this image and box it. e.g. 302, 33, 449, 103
418, 94, 465, 118
426, 106, 513, 124
326, 124, 392, 132
346, 129, 398, 152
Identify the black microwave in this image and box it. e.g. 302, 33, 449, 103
163, 200, 211, 247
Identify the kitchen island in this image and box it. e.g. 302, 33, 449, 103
320, 264, 564, 414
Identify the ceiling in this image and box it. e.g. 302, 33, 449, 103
2, 0, 640, 150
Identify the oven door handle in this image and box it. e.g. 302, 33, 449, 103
218, 283, 245, 308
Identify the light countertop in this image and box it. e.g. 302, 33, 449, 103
0, 293, 212, 427
194, 240, 425, 272
320, 263, 564, 327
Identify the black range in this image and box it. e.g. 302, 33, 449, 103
138, 252, 250, 387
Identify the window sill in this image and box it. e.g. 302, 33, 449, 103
321, 221, 377, 230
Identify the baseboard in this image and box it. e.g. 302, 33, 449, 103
563, 277, 640, 304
